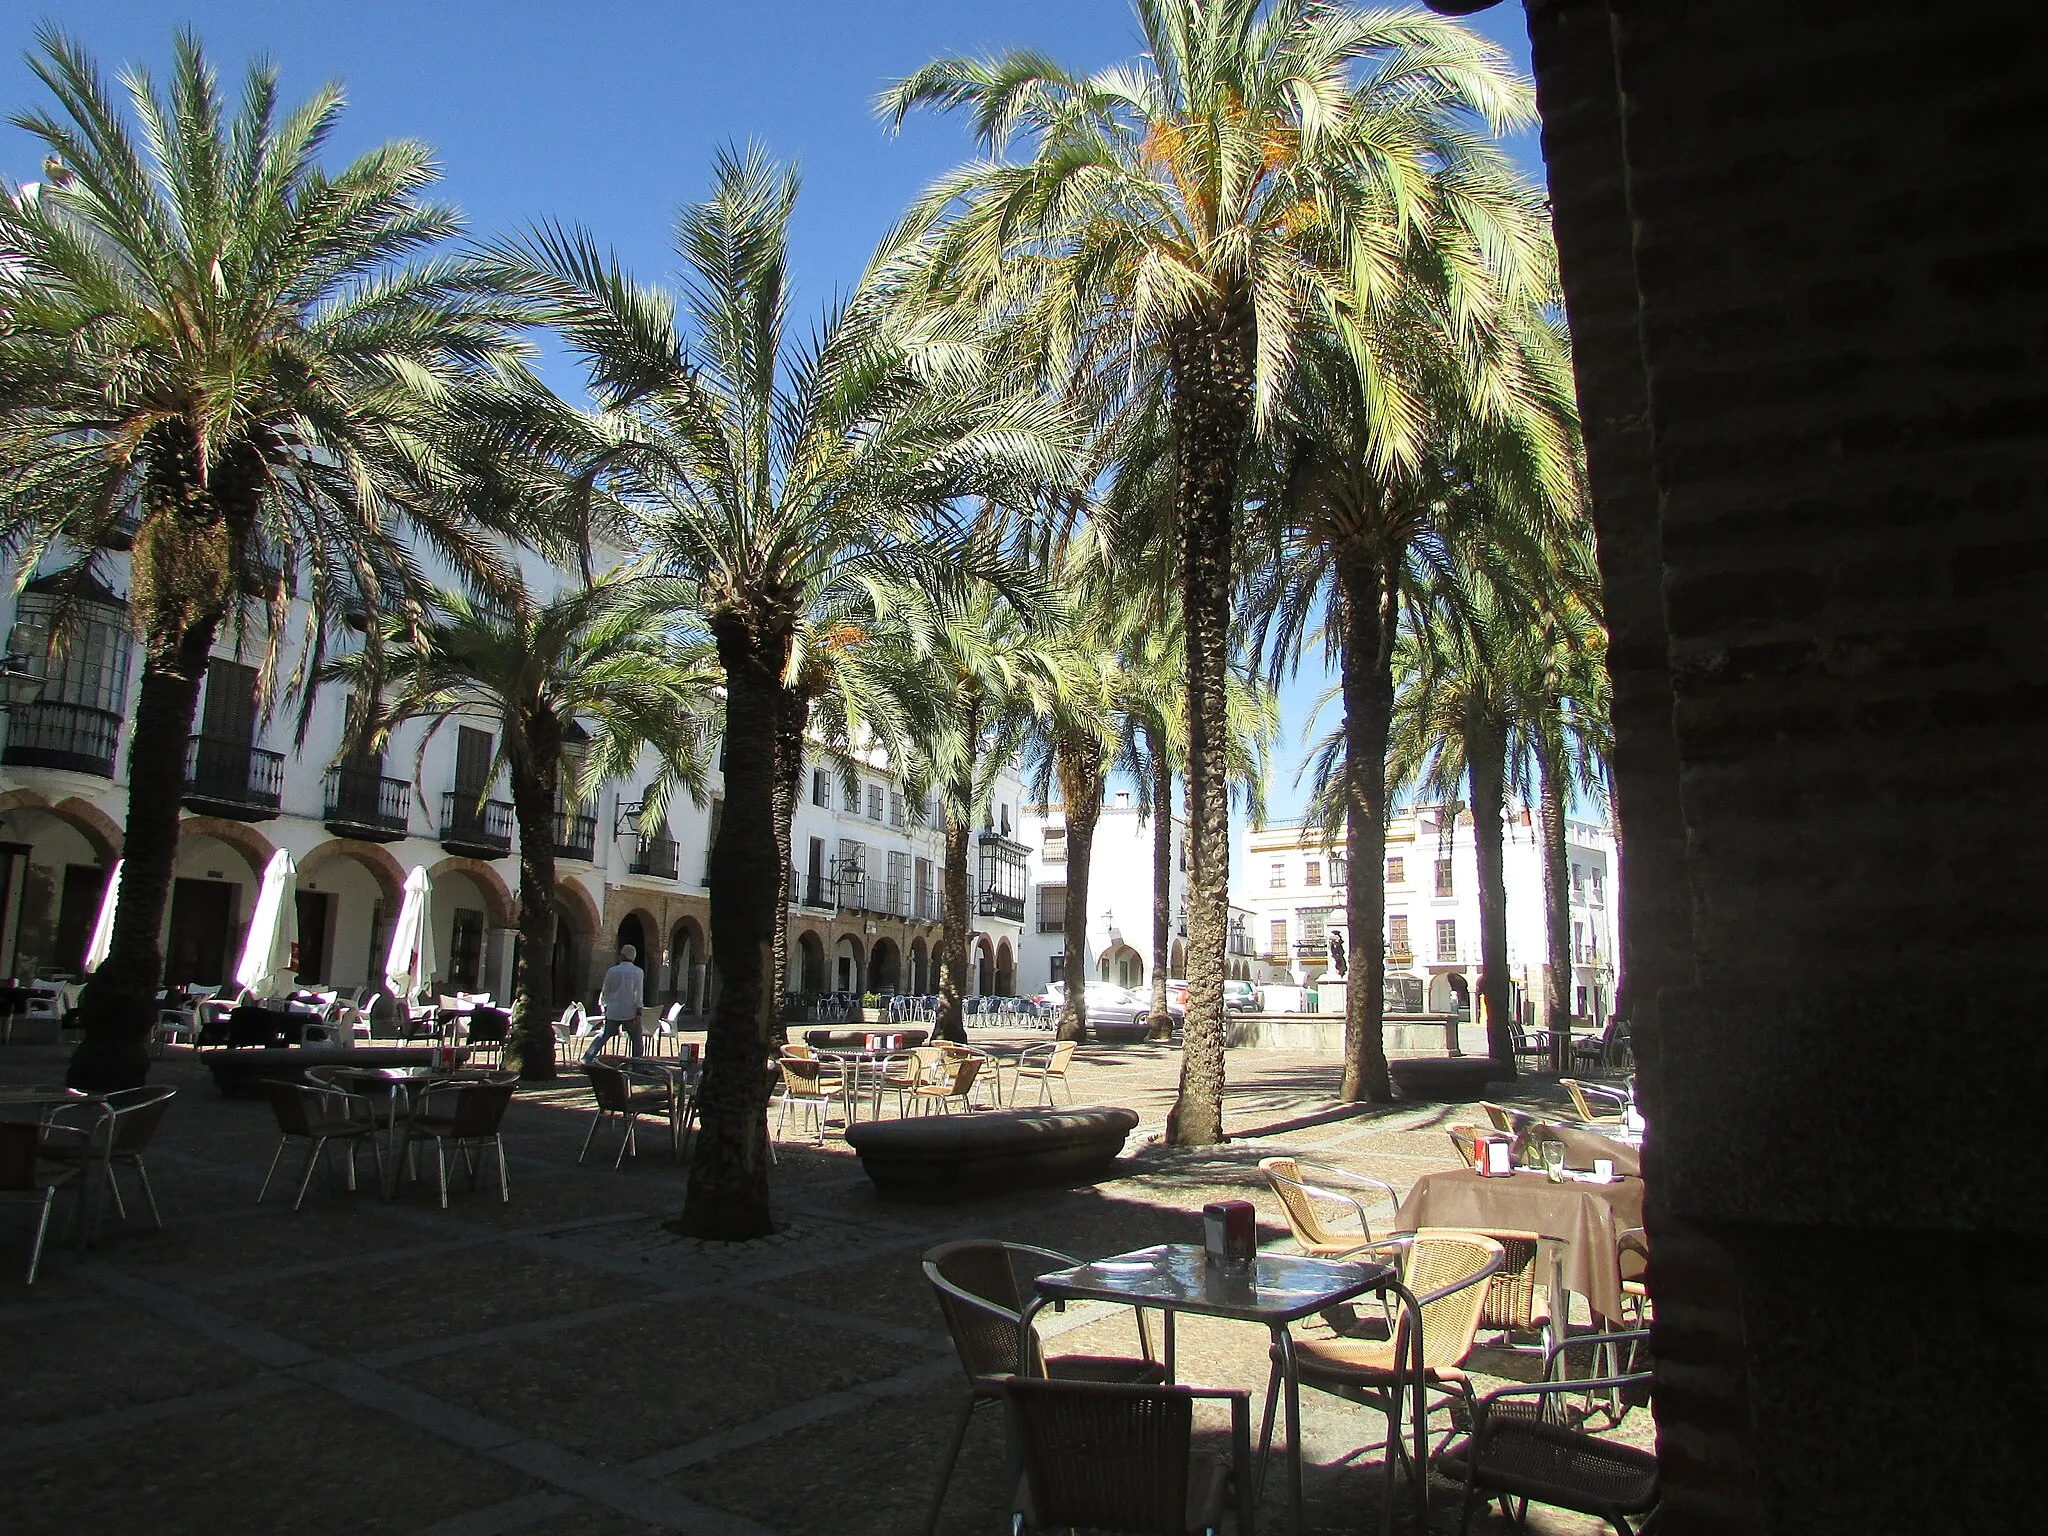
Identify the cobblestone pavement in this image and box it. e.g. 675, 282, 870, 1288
0, 1031, 1648, 1534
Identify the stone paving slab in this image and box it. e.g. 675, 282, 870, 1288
0, 1033, 1645, 1534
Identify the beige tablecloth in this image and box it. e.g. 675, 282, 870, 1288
1396, 1168, 1645, 1321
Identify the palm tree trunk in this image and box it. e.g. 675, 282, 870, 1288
1146, 729, 1174, 1040
67, 618, 218, 1091
1537, 736, 1574, 1067
1469, 711, 1517, 1077
768, 687, 809, 1046
1053, 733, 1102, 1044
936, 816, 972, 1044
679, 610, 788, 1240
1166, 304, 1251, 1147
1336, 543, 1399, 1103
505, 715, 561, 1081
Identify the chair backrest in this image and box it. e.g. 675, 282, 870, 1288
421, 1077, 516, 1137
1446, 1124, 1483, 1169
781, 1042, 815, 1060
1480, 1102, 1515, 1135
100, 1084, 176, 1153
923, 1239, 1079, 1381
465, 1010, 509, 1045
779, 1055, 829, 1094
261, 1079, 331, 1138
945, 1056, 981, 1096
1468, 1228, 1546, 1332
583, 1060, 632, 1113
1259, 1156, 1359, 1251
0, 1121, 38, 1192
1005, 1378, 1197, 1536
1046, 1039, 1076, 1074
661, 1003, 683, 1028
1397, 1230, 1506, 1372
1560, 1079, 1622, 1123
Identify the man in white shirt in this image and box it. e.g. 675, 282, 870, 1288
585, 945, 646, 1060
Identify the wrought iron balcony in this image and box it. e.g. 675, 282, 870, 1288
881, 878, 911, 918
977, 888, 1026, 923
440, 791, 514, 857
803, 876, 832, 909
554, 808, 597, 863
629, 834, 679, 880
1294, 937, 1329, 957
323, 767, 410, 841
2, 701, 121, 778
916, 889, 938, 922
184, 737, 284, 820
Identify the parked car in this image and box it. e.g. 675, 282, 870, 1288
1223, 979, 1260, 1013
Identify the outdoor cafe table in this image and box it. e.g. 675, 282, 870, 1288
1019, 1243, 1415, 1536
326, 1064, 476, 1199
1396, 1167, 1645, 1324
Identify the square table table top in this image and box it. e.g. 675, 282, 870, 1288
1396, 1167, 1645, 1320
1032, 1242, 1396, 1325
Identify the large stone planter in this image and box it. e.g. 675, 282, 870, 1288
1388, 1055, 1502, 1102
845, 1106, 1139, 1200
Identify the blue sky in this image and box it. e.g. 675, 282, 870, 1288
1, 1, 1545, 824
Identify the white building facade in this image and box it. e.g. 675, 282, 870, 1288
1016, 791, 1187, 998
1238, 804, 1618, 1023
0, 545, 1025, 1016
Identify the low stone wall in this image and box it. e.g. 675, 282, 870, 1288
1224, 1016, 1490, 1054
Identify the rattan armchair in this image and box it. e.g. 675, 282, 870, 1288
1446, 1124, 1486, 1169
404, 1073, 516, 1207
1440, 1330, 1657, 1535
1013, 1039, 1076, 1106
1263, 1230, 1504, 1531
1561, 1078, 1630, 1126
258, 1080, 382, 1209
773, 1053, 842, 1143
1005, 1377, 1253, 1535
909, 1053, 981, 1115
921, 1239, 1164, 1534
1259, 1156, 1401, 1259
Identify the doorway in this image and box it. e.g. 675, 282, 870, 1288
166, 878, 235, 986
294, 890, 333, 982
448, 907, 484, 992
53, 864, 111, 976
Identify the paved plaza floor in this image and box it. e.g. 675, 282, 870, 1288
0, 1032, 1650, 1534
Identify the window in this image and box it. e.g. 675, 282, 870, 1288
1043, 827, 1067, 864
1304, 860, 1321, 887
1574, 920, 1586, 961
811, 769, 829, 808
889, 790, 905, 827
1329, 857, 1347, 889
1179, 840, 1187, 872
806, 837, 827, 906
1435, 919, 1458, 963
867, 784, 884, 821
1571, 863, 1585, 902
1269, 861, 1285, 888
886, 849, 911, 916
1590, 869, 1604, 906
1000, 804, 1011, 837
1037, 883, 1067, 933
1388, 914, 1411, 955
1386, 856, 1405, 884
1269, 918, 1288, 955
1434, 858, 1454, 898
1048, 954, 1066, 985
1298, 908, 1328, 945
835, 838, 866, 907
915, 856, 936, 921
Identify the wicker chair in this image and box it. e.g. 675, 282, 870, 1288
1013, 1039, 1076, 1106
1259, 1156, 1400, 1259
258, 1080, 382, 1209
938, 1042, 1002, 1109
581, 1059, 681, 1167
774, 1054, 843, 1143
403, 1073, 516, 1207
1005, 1377, 1253, 1535
921, 1239, 1164, 1535
39, 1084, 176, 1241
1446, 1124, 1486, 1169
1440, 1330, 1657, 1535
1263, 1230, 1504, 1531
909, 1053, 981, 1115
1617, 1226, 1650, 1324
1561, 1079, 1629, 1127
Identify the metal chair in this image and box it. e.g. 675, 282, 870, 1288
39, 1084, 175, 1242
581, 1058, 682, 1167
1262, 1230, 1504, 1533
0, 1120, 73, 1282
1259, 1156, 1401, 1259
1012, 1039, 1075, 1106
258, 1079, 382, 1209
908, 1053, 981, 1115
921, 1239, 1164, 1535
1004, 1377, 1253, 1536
773, 1054, 843, 1143
1440, 1330, 1658, 1535
1561, 1078, 1629, 1127
404, 1073, 516, 1207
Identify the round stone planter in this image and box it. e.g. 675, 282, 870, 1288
1389, 1055, 1503, 1102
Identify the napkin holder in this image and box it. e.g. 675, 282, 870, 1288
1203, 1199, 1256, 1268
1475, 1135, 1514, 1177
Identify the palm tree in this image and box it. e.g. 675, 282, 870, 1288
330, 577, 714, 1080
505, 149, 1077, 1238
885, 0, 1543, 1144
0, 31, 522, 1089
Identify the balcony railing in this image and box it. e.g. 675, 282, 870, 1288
1387, 947, 1415, 965
916, 889, 937, 922
882, 877, 911, 917
2, 701, 121, 777
803, 877, 832, 909
440, 791, 514, 856
184, 737, 284, 820
323, 767, 410, 841
553, 809, 597, 862
978, 888, 1026, 923
1294, 936, 1329, 957
629, 834, 679, 880
1227, 930, 1254, 957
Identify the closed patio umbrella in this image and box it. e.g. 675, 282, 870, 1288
81, 859, 122, 973
234, 849, 299, 999
384, 865, 435, 1004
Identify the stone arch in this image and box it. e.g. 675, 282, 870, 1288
426, 856, 514, 929
993, 938, 1015, 996
908, 936, 929, 994
549, 882, 599, 1012
1169, 938, 1186, 980
176, 816, 276, 879
870, 936, 903, 993
1098, 942, 1145, 990
795, 928, 828, 994
553, 878, 601, 946
972, 934, 995, 996
298, 838, 404, 909
0, 790, 124, 864
833, 932, 865, 994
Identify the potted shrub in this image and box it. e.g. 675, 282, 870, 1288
860, 991, 887, 1024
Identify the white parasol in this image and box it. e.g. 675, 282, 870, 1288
383, 864, 435, 1003
81, 859, 123, 972
234, 848, 299, 998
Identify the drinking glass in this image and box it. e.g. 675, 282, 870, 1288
1543, 1140, 1566, 1183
